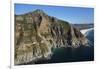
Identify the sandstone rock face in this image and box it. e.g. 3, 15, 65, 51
15, 9, 88, 65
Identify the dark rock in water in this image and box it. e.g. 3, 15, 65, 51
15, 9, 92, 65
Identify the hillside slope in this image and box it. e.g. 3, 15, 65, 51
15, 9, 89, 65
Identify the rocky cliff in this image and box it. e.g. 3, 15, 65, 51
14, 9, 89, 65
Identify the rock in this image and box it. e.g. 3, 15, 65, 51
15, 9, 89, 65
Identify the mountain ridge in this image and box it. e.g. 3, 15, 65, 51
15, 9, 89, 65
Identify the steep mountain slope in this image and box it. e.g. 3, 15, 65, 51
15, 9, 88, 65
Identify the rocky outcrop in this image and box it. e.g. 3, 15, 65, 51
14, 9, 89, 65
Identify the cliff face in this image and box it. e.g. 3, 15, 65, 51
15, 9, 88, 65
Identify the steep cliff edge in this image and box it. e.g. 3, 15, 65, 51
14, 9, 89, 65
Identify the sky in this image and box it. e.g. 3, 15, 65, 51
15, 4, 94, 24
